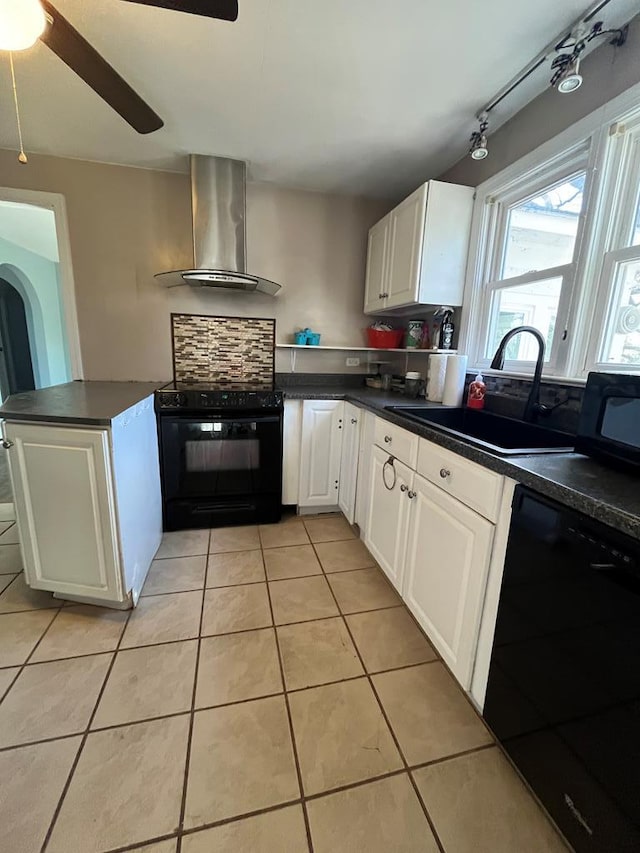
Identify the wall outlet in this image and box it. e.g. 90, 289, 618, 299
346, 357, 360, 367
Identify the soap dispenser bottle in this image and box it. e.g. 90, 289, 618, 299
467, 373, 486, 410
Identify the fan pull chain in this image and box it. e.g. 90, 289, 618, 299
8, 52, 28, 165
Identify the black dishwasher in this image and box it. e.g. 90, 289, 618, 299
483, 486, 640, 853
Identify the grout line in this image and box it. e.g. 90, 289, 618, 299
0, 605, 62, 709
309, 536, 447, 853
178, 798, 304, 843
175, 583, 207, 853
408, 742, 496, 774
263, 550, 314, 853
101, 833, 180, 853
39, 606, 133, 853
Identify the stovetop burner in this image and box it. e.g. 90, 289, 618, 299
155, 380, 282, 411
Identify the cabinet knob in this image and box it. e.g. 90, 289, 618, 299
400, 484, 408, 492
384, 435, 392, 444
439, 468, 451, 479
407, 490, 416, 499
1, 440, 13, 449
351, 418, 357, 424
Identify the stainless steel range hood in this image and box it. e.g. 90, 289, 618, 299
156, 155, 281, 295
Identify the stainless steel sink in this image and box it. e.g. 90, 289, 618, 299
386, 406, 575, 456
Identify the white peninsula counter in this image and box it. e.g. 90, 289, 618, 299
0, 381, 164, 609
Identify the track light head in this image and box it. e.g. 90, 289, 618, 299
469, 115, 489, 161
552, 54, 583, 94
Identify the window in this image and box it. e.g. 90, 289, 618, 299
588, 117, 640, 371
469, 147, 589, 375
462, 82, 640, 379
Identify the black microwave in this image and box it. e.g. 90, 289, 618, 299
576, 372, 640, 471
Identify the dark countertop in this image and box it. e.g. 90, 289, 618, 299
0, 381, 165, 426
279, 385, 640, 540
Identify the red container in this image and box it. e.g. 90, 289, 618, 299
366, 328, 405, 349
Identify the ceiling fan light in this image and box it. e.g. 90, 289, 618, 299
0, 0, 46, 52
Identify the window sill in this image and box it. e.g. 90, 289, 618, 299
473, 368, 587, 387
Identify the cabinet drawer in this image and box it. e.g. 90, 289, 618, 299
417, 438, 503, 522
374, 418, 418, 469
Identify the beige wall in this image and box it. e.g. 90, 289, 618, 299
0, 150, 386, 381
440, 12, 640, 187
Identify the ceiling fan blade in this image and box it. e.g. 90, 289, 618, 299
121, 0, 238, 22
40, 1, 164, 134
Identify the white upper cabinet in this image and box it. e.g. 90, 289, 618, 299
386, 185, 428, 309
364, 180, 474, 314
364, 218, 390, 313
298, 400, 345, 507
338, 402, 361, 524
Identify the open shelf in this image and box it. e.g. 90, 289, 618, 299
276, 344, 456, 353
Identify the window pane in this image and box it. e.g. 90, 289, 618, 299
486, 277, 562, 361
501, 174, 585, 279
601, 257, 640, 366
632, 190, 640, 247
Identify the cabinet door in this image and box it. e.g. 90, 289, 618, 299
338, 403, 361, 524
364, 445, 413, 592
282, 399, 302, 505
403, 472, 494, 688
5, 421, 123, 602
385, 184, 427, 309
364, 218, 389, 313
299, 400, 345, 507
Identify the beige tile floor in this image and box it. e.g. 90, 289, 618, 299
0, 513, 569, 853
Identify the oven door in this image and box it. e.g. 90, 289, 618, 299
159, 412, 282, 527
576, 373, 640, 471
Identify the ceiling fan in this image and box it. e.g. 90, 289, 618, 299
1, 0, 239, 135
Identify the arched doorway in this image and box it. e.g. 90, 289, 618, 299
0, 277, 35, 397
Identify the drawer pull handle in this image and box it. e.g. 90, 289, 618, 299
384, 435, 392, 444
400, 484, 408, 492
407, 490, 416, 499
439, 468, 451, 479
1, 440, 13, 449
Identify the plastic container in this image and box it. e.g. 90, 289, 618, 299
366, 328, 405, 349
307, 333, 321, 346
405, 320, 424, 349
294, 329, 311, 345
467, 373, 486, 410
404, 371, 422, 398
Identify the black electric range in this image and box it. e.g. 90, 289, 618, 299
155, 381, 283, 530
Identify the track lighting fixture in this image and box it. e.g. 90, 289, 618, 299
469, 115, 489, 161
551, 20, 628, 94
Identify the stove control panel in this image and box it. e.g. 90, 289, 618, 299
155, 390, 283, 411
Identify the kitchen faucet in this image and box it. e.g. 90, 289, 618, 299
490, 325, 548, 423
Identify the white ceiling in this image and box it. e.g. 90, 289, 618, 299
0, 202, 59, 262
0, 0, 637, 198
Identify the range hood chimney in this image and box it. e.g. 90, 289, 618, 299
156, 155, 281, 295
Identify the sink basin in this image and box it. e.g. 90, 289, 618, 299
386, 406, 575, 456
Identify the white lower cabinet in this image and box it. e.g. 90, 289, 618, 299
364, 445, 414, 593
6, 422, 124, 602
403, 472, 494, 688
298, 400, 345, 507
338, 403, 361, 524
282, 400, 302, 505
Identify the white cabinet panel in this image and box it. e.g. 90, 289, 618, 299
354, 410, 376, 530
5, 422, 123, 602
299, 400, 344, 507
364, 445, 414, 593
364, 180, 473, 315
373, 417, 419, 469
364, 218, 389, 314
385, 185, 427, 309
338, 403, 361, 524
403, 472, 494, 688
282, 399, 302, 505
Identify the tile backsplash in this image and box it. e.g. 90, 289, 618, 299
172, 313, 275, 386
